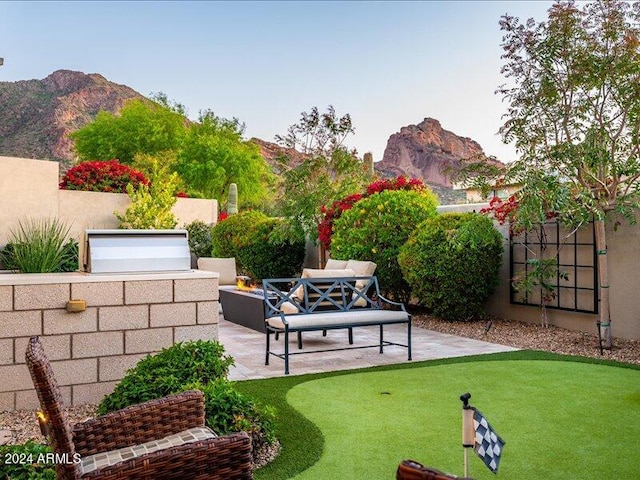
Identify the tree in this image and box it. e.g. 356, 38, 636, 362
175, 110, 274, 206
71, 95, 187, 164
274, 105, 371, 240
463, 1, 640, 347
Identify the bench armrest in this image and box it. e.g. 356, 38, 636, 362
377, 294, 408, 311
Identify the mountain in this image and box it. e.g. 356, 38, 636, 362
0, 70, 144, 167
0, 70, 495, 204
375, 117, 498, 189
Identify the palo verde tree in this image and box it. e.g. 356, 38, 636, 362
71, 94, 187, 164
175, 110, 274, 207
462, 1, 640, 347
274, 105, 371, 241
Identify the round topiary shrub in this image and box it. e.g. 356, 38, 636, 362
330, 189, 439, 302
59, 159, 149, 193
398, 212, 503, 321
211, 210, 268, 260
211, 211, 305, 280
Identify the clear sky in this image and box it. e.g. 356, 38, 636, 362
0, 1, 555, 163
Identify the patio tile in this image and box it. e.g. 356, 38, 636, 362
218, 317, 518, 380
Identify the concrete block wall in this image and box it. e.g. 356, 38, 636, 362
0, 271, 220, 411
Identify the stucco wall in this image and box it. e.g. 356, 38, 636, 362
0, 156, 218, 252
440, 204, 640, 341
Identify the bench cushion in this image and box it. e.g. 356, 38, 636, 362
294, 268, 355, 300
266, 309, 409, 330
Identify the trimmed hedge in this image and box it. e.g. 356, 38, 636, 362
330, 189, 438, 302
211, 211, 305, 280
398, 212, 503, 321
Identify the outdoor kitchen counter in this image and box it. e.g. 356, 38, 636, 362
0, 270, 219, 285
0, 269, 221, 411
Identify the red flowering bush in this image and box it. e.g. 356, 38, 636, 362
318, 176, 426, 249
480, 195, 519, 225
60, 160, 149, 193
480, 195, 557, 235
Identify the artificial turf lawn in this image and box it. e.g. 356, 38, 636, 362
234, 351, 640, 480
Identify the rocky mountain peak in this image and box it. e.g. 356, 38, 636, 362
376, 117, 491, 188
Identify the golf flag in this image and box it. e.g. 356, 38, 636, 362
472, 407, 505, 474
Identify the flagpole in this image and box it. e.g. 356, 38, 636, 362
460, 393, 474, 478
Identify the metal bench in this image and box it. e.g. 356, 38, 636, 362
262, 276, 411, 374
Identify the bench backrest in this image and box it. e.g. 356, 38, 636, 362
262, 276, 381, 317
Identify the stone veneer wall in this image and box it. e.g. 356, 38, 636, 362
0, 270, 219, 411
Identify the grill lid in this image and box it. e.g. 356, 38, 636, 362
85, 229, 191, 274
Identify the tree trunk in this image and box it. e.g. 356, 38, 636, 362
594, 219, 612, 349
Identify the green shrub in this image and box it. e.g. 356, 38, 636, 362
398, 212, 503, 321
0, 441, 56, 479
188, 379, 277, 457
114, 171, 180, 229
98, 340, 234, 414
98, 341, 276, 463
211, 211, 305, 280
211, 210, 268, 259
1, 218, 74, 273
330, 189, 439, 302
184, 220, 213, 258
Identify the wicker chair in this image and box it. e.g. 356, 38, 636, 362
25, 336, 253, 479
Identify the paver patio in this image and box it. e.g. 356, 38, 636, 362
219, 317, 518, 380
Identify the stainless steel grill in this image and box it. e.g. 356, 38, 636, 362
84, 229, 191, 274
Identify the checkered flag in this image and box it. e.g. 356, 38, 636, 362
472, 407, 505, 474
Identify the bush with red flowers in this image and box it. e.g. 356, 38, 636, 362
318, 176, 426, 249
59, 160, 149, 193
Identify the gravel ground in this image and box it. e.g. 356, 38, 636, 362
2, 314, 638, 462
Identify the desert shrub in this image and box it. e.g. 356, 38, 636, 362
98, 340, 234, 414
330, 189, 438, 302
318, 175, 427, 250
398, 212, 503, 321
188, 379, 277, 459
184, 220, 213, 258
210, 210, 267, 259
114, 175, 179, 229
211, 211, 305, 280
0, 441, 56, 479
98, 341, 275, 462
1, 218, 76, 273
59, 159, 149, 193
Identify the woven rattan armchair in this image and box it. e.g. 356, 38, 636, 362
26, 336, 253, 479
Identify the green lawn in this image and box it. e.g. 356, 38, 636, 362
235, 351, 640, 480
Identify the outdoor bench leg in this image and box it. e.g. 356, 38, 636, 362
297, 331, 303, 349
379, 324, 384, 353
265, 330, 270, 365
284, 328, 290, 375
407, 320, 412, 361
348, 327, 353, 345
